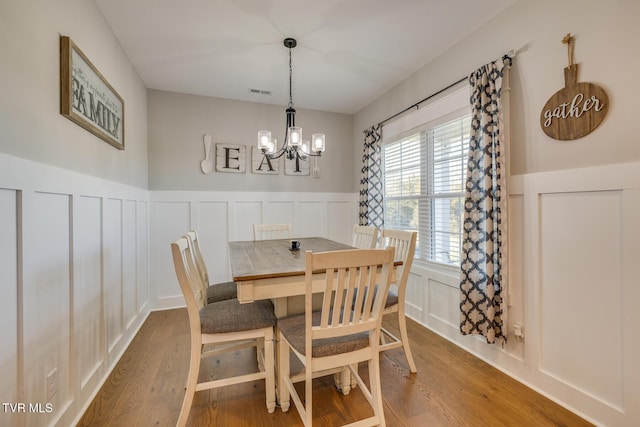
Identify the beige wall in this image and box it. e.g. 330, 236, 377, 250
148, 90, 354, 192
0, 0, 149, 188
353, 0, 640, 186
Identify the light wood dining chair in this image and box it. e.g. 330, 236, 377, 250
378, 228, 418, 373
352, 224, 379, 249
171, 237, 277, 427
277, 247, 395, 427
253, 223, 292, 240
184, 230, 237, 303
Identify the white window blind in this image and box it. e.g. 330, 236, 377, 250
383, 113, 471, 266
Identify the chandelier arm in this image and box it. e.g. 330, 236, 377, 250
298, 147, 323, 157
266, 149, 287, 160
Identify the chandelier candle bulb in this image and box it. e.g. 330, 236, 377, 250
258, 131, 271, 151
312, 134, 325, 153
288, 127, 302, 147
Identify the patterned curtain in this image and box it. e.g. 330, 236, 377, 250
359, 125, 384, 227
460, 57, 511, 344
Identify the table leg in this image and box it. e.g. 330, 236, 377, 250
273, 297, 288, 407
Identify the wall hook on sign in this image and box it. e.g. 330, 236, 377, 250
562, 33, 575, 67
540, 33, 609, 141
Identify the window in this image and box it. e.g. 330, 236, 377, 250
382, 110, 471, 266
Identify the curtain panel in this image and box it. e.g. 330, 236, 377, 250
359, 125, 384, 227
460, 57, 511, 344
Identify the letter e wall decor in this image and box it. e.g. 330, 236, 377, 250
215, 144, 246, 173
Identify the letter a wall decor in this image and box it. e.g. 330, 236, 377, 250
540, 33, 609, 141
251, 147, 280, 175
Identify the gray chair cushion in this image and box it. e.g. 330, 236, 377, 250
278, 311, 370, 358
206, 281, 238, 304
200, 298, 276, 334
385, 289, 398, 308
352, 286, 398, 309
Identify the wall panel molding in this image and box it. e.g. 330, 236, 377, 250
0, 153, 150, 427
409, 162, 640, 426
149, 191, 358, 309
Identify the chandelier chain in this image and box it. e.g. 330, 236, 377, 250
288, 46, 293, 108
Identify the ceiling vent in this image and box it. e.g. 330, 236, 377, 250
249, 88, 271, 96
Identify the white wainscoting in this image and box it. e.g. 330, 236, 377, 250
0, 153, 150, 427
149, 191, 359, 309
4, 150, 639, 426
404, 162, 640, 427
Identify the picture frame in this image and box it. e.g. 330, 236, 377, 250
60, 35, 125, 150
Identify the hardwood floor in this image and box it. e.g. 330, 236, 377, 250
79, 308, 593, 427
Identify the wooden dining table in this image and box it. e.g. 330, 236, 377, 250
228, 236, 400, 396
229, 236, 359, 317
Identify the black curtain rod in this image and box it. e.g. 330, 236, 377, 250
377, 76, 466, 127
376, 52, 513, 128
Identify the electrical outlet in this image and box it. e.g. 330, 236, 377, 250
47, 368, 57, 401
513, 322, 525, 342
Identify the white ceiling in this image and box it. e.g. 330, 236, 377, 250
95, 0, 517, 115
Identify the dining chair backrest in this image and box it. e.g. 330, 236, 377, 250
377, 228, 418, 374
253, 223, 292, 240
172, 237, 207, 316
185, 230, 237, 304
379, 228, 417, 289
352, 224, 378, 249
308, 247, 395, 347
185, 230, 208, 288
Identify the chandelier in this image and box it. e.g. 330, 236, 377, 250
258, 38, 325, 160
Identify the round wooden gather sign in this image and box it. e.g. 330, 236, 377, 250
540, 65, 609, 140
540, 34, 609, 141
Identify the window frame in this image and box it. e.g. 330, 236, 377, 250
381, 86, 470, 269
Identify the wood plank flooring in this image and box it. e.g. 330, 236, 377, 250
79, 308, 593, 426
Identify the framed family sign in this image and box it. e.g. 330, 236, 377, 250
60, 35, 125, 150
